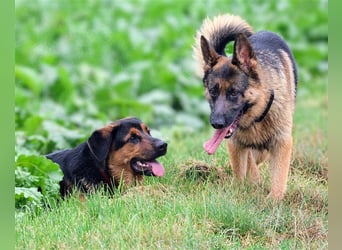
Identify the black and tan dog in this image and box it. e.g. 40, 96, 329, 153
46, 117, 167, 197
193, 14, 297, 200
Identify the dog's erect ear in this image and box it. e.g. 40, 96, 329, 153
87, 122, 120, 162
200, 35, 220, 69
232, 33, 257, 76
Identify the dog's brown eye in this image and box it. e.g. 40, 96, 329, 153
128, 134, 141, 144
228, 89, 239, 101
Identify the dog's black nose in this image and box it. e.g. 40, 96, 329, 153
155, 140, 168, 153
211, 115, 226, 129
212, 123, 225, 129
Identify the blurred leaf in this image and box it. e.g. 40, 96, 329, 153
15, 65, 43, 95
42, 120, 84, 149
139, 90, 172, 105
23, 115, 43, 135
175, 112, 204, 130
49, 67, 75, 105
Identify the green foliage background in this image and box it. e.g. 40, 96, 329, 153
15, 0, 327, 210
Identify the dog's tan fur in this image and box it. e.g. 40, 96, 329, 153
108, 125, 155, 186
194, 14, 297, 200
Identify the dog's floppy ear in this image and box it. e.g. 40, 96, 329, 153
232, 33, 257, 76
200, 35, 220, 69
87, 122, 120, 162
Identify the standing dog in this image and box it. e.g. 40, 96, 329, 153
46, 117, 167, 197
193, 14, 297, 200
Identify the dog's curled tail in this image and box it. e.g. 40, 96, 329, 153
193, 14, 253, 74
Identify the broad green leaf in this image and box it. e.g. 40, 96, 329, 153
15, 155, 62, 210
15, 155, 61, 175
23, 115, 43, 135
15, 65, 43, 96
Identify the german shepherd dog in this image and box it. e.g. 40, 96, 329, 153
46, 117, 167, 197
193, 14, 297, 200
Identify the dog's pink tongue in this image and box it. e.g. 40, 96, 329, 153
149, 160, 165, 177
204, 128, 229, 154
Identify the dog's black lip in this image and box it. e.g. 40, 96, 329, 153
223, 107, 246, 139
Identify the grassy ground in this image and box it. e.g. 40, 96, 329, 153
15, 77, 327, 249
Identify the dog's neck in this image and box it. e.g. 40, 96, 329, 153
254, 89, 274, 123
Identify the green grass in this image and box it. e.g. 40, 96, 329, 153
15, 0, 327, 249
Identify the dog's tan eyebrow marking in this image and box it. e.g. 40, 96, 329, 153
124, 128, 141, 141
141, 123, 150, 134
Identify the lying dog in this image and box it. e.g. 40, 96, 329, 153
46, 117, 167, 197
193, 14, 297, 200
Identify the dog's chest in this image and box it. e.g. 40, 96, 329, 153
233, 122, 277, 150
